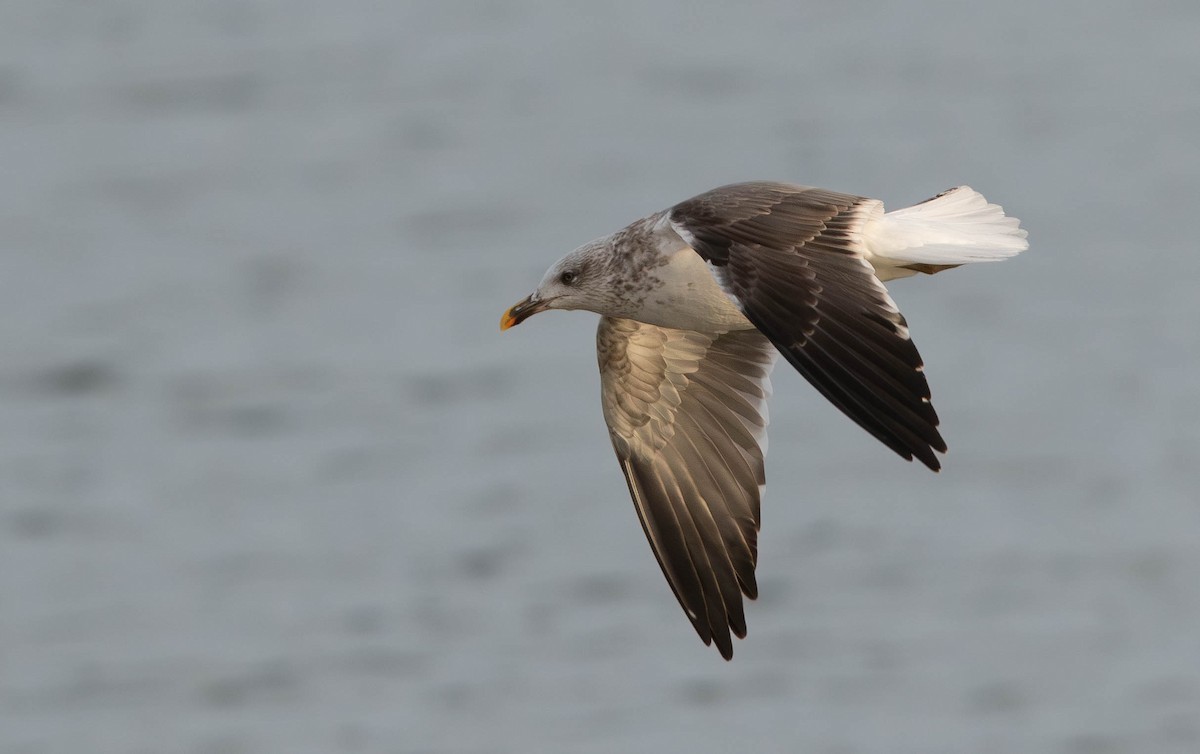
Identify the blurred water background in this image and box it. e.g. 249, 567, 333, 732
3, 1, 1199, 752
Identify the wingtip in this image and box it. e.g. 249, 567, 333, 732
916, 447, 944, 473
713, 630, 734, 661
699, 625, 736, 661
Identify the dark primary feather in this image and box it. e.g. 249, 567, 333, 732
597, 317, 776, 659
670, 182, 946, 470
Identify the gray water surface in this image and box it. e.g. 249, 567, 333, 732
3, 2, 1199, 753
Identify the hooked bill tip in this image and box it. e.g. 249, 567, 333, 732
500, 307, 518, 331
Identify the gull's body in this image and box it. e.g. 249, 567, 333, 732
502, 181, 1027, 659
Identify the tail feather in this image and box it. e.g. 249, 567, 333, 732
864, 186, 1028, 269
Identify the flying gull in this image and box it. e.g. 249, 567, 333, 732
501, 181, 1027, 659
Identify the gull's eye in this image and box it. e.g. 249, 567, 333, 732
559, 270, 578, 285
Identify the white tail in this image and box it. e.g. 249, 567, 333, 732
863, 186, 1028, 277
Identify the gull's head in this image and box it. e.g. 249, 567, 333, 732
500, 239, 616, 330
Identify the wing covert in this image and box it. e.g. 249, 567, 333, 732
669, 182, 946, 469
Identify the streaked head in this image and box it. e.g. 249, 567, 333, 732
500, 239, 616, 330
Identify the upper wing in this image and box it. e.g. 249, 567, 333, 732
597, 316, 776, 660
669, 182, 946, 470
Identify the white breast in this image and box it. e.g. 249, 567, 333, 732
631, 222, 753, 333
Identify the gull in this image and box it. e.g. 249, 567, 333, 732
501, 181, 1027, 659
